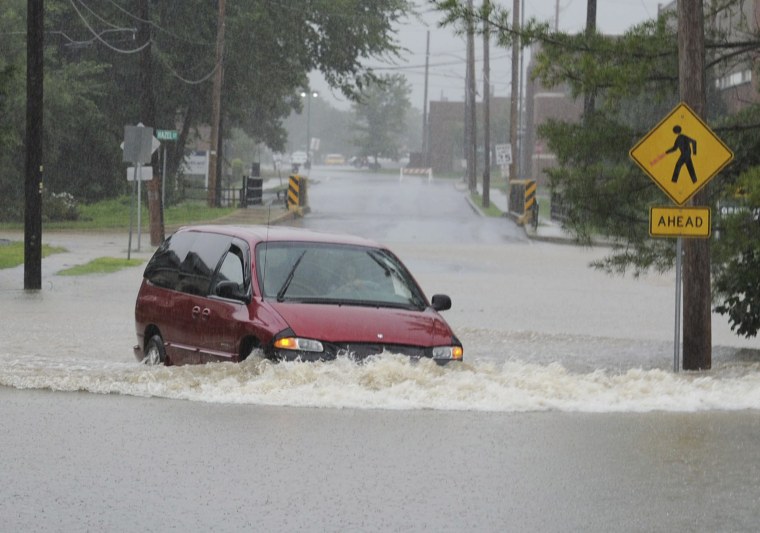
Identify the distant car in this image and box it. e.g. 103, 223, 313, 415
291, 151, 308, 165
134, 225, 463, 365
349, 156, 369, 168
324, 153, 346, 165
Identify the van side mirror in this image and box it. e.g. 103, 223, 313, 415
215, 280, 249, 302
431, 294, 451, 311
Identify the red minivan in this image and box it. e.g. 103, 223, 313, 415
134, 225, 463, 365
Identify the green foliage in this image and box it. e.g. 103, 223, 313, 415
714, 245, 760, 338
529, 17, 679, 110
0, 242, 66, 270
351, 74, 412, 161
0, 0, 411, 215
540, 112, 676, 275
434, 0, 760, 338
57, 257, 143, 276
712, 166, 760, 338
0, 1, 25, 220
0, 197, 235, 231
42, 190, 79, 222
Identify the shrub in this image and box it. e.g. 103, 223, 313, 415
43, 189, 79, 221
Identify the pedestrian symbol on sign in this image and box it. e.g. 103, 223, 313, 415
666, 125, 697, 184
629, 102, 733, 205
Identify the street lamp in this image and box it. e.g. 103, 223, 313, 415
300, 90, 318, 168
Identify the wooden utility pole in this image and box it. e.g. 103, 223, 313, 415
422, 31, 430, 167
466, 0, 477, 192
138, 0, 164, 246
509, 0, 520, 181
25, 0, 43, 290
482, 0, 491, 207
207, 0, 226, 207
583, 0, 596, 118
678, 0, 711, 370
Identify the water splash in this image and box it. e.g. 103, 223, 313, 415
2, 352, 760, 413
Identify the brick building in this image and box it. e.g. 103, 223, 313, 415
426, 97, 510, 175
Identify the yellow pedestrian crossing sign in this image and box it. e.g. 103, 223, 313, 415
629, 102, 733, 205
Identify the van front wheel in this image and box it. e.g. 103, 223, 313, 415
144, 335, 166, 365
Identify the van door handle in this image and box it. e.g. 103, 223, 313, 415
192, 306, 201, 318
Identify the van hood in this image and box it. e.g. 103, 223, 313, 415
268, 301, 454, 346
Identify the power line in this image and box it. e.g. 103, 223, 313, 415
101, 0, 215, 46
153, 42, 219, 85
369, 52, 510, 71
68, 0, 148, 54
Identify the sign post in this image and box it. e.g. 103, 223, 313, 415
156, 130, 178, 209
629, 102, 733, 372
122, 124, 158, 257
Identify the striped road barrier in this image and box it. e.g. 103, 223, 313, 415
508, 179, 537, 226
400, 167, 433, 182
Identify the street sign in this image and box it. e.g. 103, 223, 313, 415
649, 206, 711, 238
123, 125, 154, 164
156, 129, 178, 141
495, 143, 512, 166
126, 166, 153, 182
630, 102, 733, 205
122, 124, 160, 163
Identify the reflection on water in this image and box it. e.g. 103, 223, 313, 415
2, 349, 760, 413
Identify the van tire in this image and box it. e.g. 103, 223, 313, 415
144, 334, 166, 365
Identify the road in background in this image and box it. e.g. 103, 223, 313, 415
292, 166, 526, 245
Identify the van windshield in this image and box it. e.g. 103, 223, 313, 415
255, 242, 426, 310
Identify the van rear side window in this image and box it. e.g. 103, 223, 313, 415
144, 231, 232, 295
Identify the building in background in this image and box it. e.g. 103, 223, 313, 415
426, 96, 510, 175
704, 0, 760, 113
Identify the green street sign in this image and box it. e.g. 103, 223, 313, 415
156, 129, 178, 141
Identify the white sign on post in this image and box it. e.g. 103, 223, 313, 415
122, 124, 159, 258
126, 166, 153, 181
123, 124, 154, 164
495, 143, 512, 166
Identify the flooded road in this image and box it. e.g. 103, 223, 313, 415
1, 170, 759, 531
2, 388, 759, 532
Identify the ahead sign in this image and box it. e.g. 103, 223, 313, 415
649, 206, 711, 238
629, 102, 733, 205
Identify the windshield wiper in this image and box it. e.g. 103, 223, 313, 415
366, 250, 393, 278
276, 250, 307, 302
367, 250, 426, 310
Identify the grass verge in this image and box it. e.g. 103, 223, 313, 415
0, 198, 236, 231
470, 193, 505, 217
0, 242, 67, 269
57, 257, 143, 276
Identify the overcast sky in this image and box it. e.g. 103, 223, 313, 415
312, 0, 666, 111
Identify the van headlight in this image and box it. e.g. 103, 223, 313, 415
273, 337, 324, 353
432, 345, 463, 361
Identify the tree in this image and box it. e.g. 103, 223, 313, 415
351, 74, 411, 164
712, 107, 760, 337
0, 2, 29, 220
2, 0, 412, 214
434, 0, 760, 339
